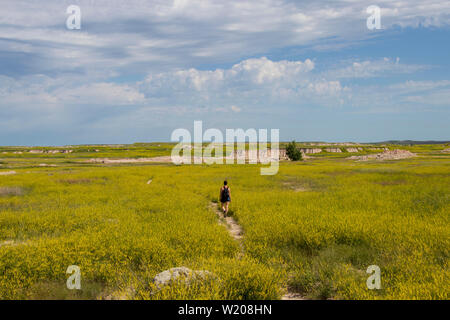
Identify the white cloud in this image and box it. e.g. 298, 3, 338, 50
0, 75, 145, 112
143, 57, 315, 89
0, 0, 449, 78
329, 57, 427, 78
229, 57, 315, 84
404, 89, 450, 106
308, 81, 344, 95
140, 57, 340, 108
1, 56, 440, 119
55, 83, 145, 105
139, 56, 434, 111
389, 80, 450, 91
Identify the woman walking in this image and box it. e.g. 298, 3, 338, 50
220, 180, 231, 215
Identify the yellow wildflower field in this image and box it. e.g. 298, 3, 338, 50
0, 145, 448, 299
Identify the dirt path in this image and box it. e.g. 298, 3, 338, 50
208, 201, 305, 300
281, 292, 306, 300
0, 171, 16, 175
209, 202, 244, 259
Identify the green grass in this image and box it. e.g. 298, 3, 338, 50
0, 144, 448, 299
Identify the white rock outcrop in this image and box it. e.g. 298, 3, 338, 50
300, 148, 322, 154
153, 267, 214, 289
348, 149, 416, 161
325, 148, 342, 153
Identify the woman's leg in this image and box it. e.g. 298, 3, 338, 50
225, 202, 229, 215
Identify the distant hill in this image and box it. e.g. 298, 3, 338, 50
373, 140, 449, 145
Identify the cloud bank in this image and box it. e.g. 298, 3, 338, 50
0, 0, 449, 144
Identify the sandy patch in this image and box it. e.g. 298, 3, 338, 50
0, 240, 27, 248
0, 187, 23, 196
282, 181, 309, 192
89, 156, 172, 164
282, 292, 306, 300
0, 171, 16, 175
0, 240, 15, 247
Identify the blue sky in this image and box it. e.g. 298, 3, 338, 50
0, 0, 449, 145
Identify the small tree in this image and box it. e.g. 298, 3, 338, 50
286, 140, 302, 161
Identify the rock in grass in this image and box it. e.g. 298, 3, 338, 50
153, 267, 214, 289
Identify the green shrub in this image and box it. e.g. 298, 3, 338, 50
286, 141, 302, 161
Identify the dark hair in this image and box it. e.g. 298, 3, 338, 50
224, 180, 228, 186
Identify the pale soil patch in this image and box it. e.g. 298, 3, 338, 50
88, 157, 172, 164
442, 148, 450, 153
27, 280, 105, 300
281, 274, 308, 300
88, 153, 292, 164
147, 179, 153, 184
0, 186, 23, 196
282, 181, 309, 192
209, 202, 244, 258
281, 292, 306, 300
102, 286, 136, 300
0, 239, 27, 248
0, 170, 16, 175
59, 178, 93, 184
0, 240, 15, 247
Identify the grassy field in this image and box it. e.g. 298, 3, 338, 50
0, 143, 448, 299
